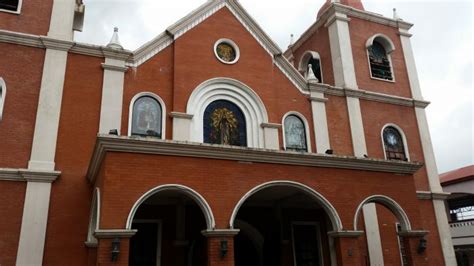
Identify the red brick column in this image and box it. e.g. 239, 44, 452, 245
95, 229, 137, 266
202, 229, 240, 266
329, 231, 364, 266
399, 230, 430, 266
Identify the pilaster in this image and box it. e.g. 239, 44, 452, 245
362, 203, 384, 265
308, 82, 331, 153
261, 123, 281, 150
98, 56, 128, 134
326, 11, 367, 157
170, 112, 193, 141
47, 0, 77, 41
399, 27, 456, 265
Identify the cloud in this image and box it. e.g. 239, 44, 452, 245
75, 0, 473, 173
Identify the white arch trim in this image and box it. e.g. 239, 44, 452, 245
353, 195, 412, 231
0, 78, 6, 121
229, 180, 343, 231
281, 111, 312, 153
381, 123, 410, 161
366, 34, 396, 54
126, 184, 215, 230
86, 188, 101, 244
298, 51, 324, 82
128, 92, 167, 139
186, 77, 269, 148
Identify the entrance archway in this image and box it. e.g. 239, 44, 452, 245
230, 181, 342, 266
126, 185, 214, 266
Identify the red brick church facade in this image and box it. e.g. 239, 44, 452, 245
0, 0, 456, 265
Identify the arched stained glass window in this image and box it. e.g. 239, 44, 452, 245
131, 96, 162, 137
203, 100, 247, 147
369, 41, 393, 80
383, 126, 407, 161
284, 115, 307, 152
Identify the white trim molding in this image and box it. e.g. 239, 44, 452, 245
128, 92, 167, 139
0, 77, 5, 121
282, 111, 312, 153
85, 188, 101, 246
298, 51, 324, 83
308, 83, 331, 153
381, 123, 411, 161
86, 135, 424, 184
186, 77, 269, 148
229, 180, 343, 231
0, 0, 22, 14
353, 195, 411, 231
214, 38, 240, 65
126, 184, 216, 230
366, 33, 396, 83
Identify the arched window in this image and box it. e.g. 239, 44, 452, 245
131, 95, 162, 137
0, 78, 5, 121
367, 35, 395, 81
299, 51, 323, 83
284, 115, 307, 152
203, 100, 247, 147
382, 126, 407, 161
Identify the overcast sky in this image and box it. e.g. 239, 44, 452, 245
75, 0, 473, 174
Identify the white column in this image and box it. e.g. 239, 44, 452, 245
346, 96, 367, 157
327, 12, 358, 90
399, 27, 456, 265
261, 123, 281, 150
48, 0, 76, 41
309, 84, 331, 153
170, 112, 193, 141
98, 57, 127, 134
326, 12, 367, 157
363, 203, 384, 266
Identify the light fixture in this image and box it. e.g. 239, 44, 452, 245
325, 149, 333, 155
363, 154, 369, 158
417, 237, 427, 254
220, 239, 228, 258
109, 129, 118, 135
111, 237, 120, 261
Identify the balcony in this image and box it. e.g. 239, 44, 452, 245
450, 220, 474, 246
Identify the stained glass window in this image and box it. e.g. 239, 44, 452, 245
369, 41, 393, 80
0, 0, 19, 11
383, 126, 407, 161
308, 57, 322, 83
203, 100, 246, 147
131, 96, 162, 137
284, 115, 307, 152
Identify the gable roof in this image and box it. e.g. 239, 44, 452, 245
127, 0, 309, 94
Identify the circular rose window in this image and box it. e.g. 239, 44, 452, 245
214, 39, 240, 64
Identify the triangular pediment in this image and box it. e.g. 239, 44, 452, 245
126, 0, 308, 93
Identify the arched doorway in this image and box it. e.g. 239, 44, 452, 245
230, 181, 341, 266
127, 185, 214, 266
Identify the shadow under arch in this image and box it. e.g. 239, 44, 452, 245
126, 184, 216, 230
229, 180, 343, 231
353, 195, 412, 231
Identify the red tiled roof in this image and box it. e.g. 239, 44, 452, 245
439, 165, 474, 185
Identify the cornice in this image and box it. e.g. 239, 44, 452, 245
0, 168, 61, 183
94, 229, 137, 239
101, 63, 128, 72
201, 229, 240, 237
398, 230, 429, 237
169, 112, 194, 119
327, 230, 364, 238
86, 135, 423, 183
261, 123, 282, 129
416, 191, 450, 200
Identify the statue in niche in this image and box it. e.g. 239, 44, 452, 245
210, 108, 238, 145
